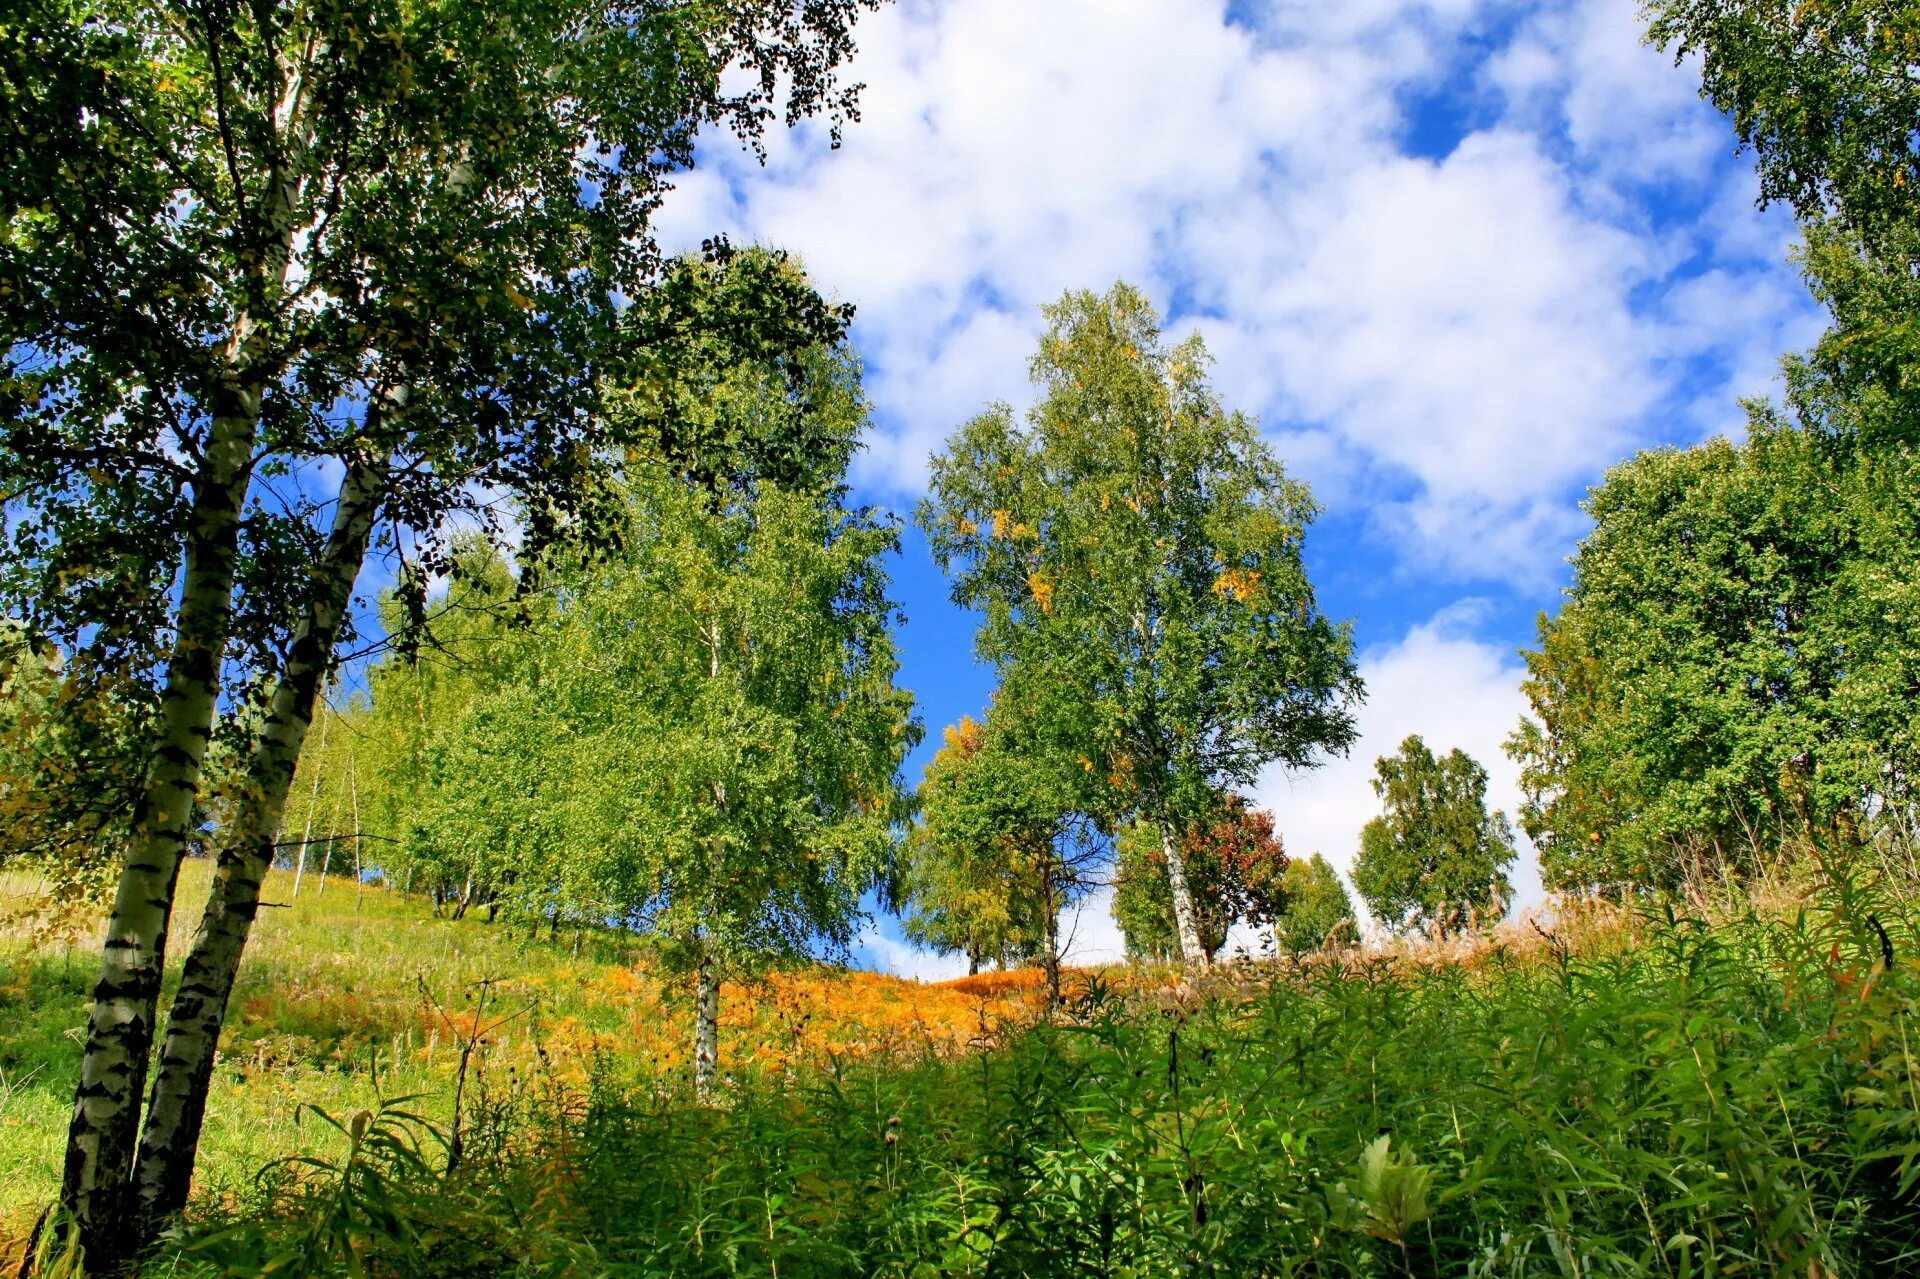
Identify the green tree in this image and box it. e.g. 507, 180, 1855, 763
901, 717, 1045, 975
1, 2, 881, 1255
335, 543, 549, 919
1352, 736, 1515, 939
1112, 794, 1288, 963
901, 708, 1100, 1004
921, 284, 1360, 967
1507, 415, 1920, 893
1274, 853, 1356, 954
552, 466, 916, 1096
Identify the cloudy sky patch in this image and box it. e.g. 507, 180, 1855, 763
652, 0, 1826, 971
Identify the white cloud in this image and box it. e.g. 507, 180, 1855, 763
660, 0, 1816, 589
1253, 604, 1541, 935
853, 923, 973, 982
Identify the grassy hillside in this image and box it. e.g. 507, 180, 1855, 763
0, 862, 1046, 1240
6, 865, 1920, 1275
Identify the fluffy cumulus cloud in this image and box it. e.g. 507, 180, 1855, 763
661, 0, 1817, 582
661, 0, 1828, 972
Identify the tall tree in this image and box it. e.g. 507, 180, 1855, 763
1352, 736, 1515, 939
1273, 853, 1356, 955
1, 2, 881, 1259
1112, 793, 1288, 963
551, 465, 916, 1097
920, 284, 1361, 967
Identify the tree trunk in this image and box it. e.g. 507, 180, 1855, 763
290, 689, 328, 898
60, 402, 258, 1269
694, 946, 721, 1102
1160, 819, 1208, 967
1042, 878, 1063, 1010
130, 455, 384, 1235
61, 44, 326, 1257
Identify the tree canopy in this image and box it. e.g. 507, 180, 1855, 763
920, 283, 1360, 965
1273, 854, 1356, 955
1353, 736, 1515, 938
1647, 0, 1920, 248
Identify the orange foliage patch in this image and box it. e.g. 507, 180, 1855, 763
937, 968, 1047, 998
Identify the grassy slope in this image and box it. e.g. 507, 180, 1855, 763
5, 866, 1920, 1275
0, 862, 1045, 1235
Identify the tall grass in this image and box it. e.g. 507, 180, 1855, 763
155, 867, 1920, 1277
0, 861, 1044, 1250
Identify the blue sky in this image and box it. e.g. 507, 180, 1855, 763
642, 0, 1827, 975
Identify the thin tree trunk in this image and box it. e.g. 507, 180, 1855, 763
350, 761, 363, 912
290, 687, 328, 898
694, 944, 720, 1102
1042, 862, 1062, 1010
1159, 818, 1208, 967
60, 402, 258, 1268
130, 455, 384, 1234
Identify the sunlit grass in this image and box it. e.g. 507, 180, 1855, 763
0, 861, 1049, 1241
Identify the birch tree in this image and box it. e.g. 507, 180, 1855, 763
553, 464, 916, 1098
920, 284, 1361, 967
2, 1, 881, 1261
1353, 736, 1515, 939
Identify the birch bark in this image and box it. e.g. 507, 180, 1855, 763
131, 454, 385, 1230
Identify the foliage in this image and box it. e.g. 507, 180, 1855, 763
0, 0, 881, 730
66, 861, 1920, 1278
0, 631, 145, 928
1646, 0, 1920, 250
1353, 736, 1515, 938
550, 464, 917, 974
1273, 853, 1356, 954
1507, 416, 1920, 894
1111, 794, 1288, 962
920, 282, 1360, 963
901, 718, 1043, 973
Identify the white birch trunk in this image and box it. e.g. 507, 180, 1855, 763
694, 945, 721, 1101
1160, 819, 1208, 967
131, 454, 385, 1229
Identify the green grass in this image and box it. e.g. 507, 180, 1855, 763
8, 865, 1920, 1276
0, 861, 670, 1232
0, 859, 1041, 1248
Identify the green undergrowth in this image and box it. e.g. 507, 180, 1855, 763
129, 871, 1920, 1277
0, 863, 662, 1235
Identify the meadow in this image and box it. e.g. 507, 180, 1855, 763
5, 859, 1919, 1276
0, 863, 1046, 1254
